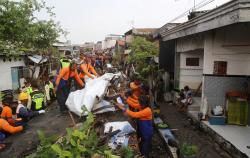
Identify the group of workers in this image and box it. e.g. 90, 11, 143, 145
0, 81, 49, 150
0, 50, 153, 157
114, 75, 153, 158
55, 51, 99, 114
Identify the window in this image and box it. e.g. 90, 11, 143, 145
186, 58, 199, 66
18, 66, 29, 78
213, 61, 227, 75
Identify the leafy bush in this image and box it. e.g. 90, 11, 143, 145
26, 112, 119, 158
180, 143, 198, 156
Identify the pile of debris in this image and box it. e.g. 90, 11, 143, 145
65, 71, 140, 155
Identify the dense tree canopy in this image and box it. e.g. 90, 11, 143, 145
0, 0, 64, 55
128, 36, 159, 77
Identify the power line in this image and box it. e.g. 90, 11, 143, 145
169, 0, 216, 23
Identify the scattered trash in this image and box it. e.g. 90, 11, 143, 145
108, 133, 129, 149
104, 121, 135, 135
92, 100, 115, 114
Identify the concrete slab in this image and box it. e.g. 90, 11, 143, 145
203, 121, 250, 157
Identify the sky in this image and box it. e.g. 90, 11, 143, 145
39, 0, 231, 44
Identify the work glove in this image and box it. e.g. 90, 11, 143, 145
38, 110, 46, 114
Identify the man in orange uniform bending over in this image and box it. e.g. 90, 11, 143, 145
54, 59, 84, 114
79, 54, 99, 82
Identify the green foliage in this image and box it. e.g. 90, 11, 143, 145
0, 0, 65, 55
128, 36, 159, 77
26, 111, 119, 158
120, 146, 134, 158
26, 130, 58, 158
180, 143, 198, 156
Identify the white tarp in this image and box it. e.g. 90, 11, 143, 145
66, 73, 121, 116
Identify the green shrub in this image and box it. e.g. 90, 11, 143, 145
180, 143, 198, 156
26, 111, 119, 158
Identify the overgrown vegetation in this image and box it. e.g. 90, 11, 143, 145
128, 36, 159, 77
26, 111, 119, 158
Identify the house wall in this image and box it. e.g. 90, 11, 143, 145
179, 52, 204, 90
176, 34, 204, 52
125, 35, 133, 44
102, 39, 117, 49
0, 59, 25, 91
204, 23, 250, 75
202, 23, 250, 119
176, 35, 204, 90
203, 76, 248, 109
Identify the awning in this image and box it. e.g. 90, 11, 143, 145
28, 55, 48, 64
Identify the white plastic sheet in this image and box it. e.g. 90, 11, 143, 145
65, 73, 121, 116
104, 121, 135, 134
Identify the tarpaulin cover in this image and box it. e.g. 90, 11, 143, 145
65, 73, 121, 116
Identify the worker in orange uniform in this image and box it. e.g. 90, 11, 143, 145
0, 107, 23, 135
115, 95, 153, 158
125, 75, 143, 110
1, 97, 15, 125
54, 59, 84, 113
79, 54, 99, 82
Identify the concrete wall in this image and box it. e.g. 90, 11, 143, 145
0, 59, 25, 91
204, 23, 250, 75
203, 76, 248, 108
179, 52, 204, 89
176, 34, 204, 52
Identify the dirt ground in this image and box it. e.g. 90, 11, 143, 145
159, 102, 234, 158
0, 102, 73, 158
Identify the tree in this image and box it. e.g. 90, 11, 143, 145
0, 0, 65, 55
128, 36, 159, 77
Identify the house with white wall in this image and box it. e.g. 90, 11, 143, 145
157, 1, 250, 157
0, 55, 26, 91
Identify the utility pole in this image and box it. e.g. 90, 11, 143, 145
193, 0, 196, 11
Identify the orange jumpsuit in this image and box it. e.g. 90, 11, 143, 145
125, 107, 153, 157
126, 82, 142, 108
1, 106, 15, 125
0, 119, 23, 134
126, 97, 141, 110
125, 107, 152, 120
56, 67, 84, 88
79, 63, 98, 80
